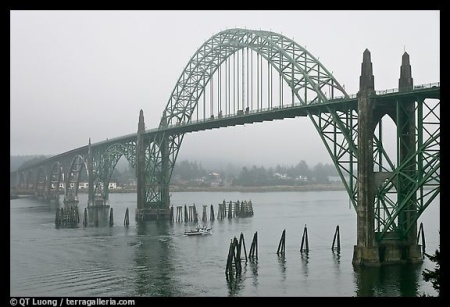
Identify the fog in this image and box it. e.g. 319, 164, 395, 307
10, 10, 440, 167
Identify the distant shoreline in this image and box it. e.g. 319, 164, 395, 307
10, 183, 346, 200
111, 183, 345, 193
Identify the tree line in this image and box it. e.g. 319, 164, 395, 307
11, 155, 340, 187
171, 159, 339, 186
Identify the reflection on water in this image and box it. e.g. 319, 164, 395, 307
249, 259, 259, 289
10, 191, 439, 297
300, 252, 309, 277
226, 271, 244, 297
133, 221, 177, 297
353, 264, 423, 297
277, 254, 287, 276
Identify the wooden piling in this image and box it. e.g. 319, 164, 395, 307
331, 225, 340, 252
210, 204, 215, 221
226, 238, 236, 275
176, 206, 182, 222
238, 233, 248, 263
109, 207, 114, 227
193, 204, 198, 222
202, 205, 208, 222
221, 200, 226, 219
83, 207, 88, 227
225, 236, 244, 277
227, 201, 233, 219
233, 237, 242, 274
218, 201, 225, 220
277, 229, 286, 255
249, 231, 258, 259
124, 207, 129, 226
300, 224, 309, 253
247, 200, 253, 216
55, 208, 60, 226
234, 200, 240, 218
417, 222, 426, 255
55, 205, 79, 227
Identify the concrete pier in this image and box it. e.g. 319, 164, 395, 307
352, 50, 423, 266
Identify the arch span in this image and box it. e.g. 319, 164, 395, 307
162, 28, 348, 127
91, 142, 136, 202
144, 28, 350, 207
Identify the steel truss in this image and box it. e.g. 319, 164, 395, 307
145, 28, 348, 208
374, 97, 440, 241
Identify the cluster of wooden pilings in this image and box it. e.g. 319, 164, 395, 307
171, 200, 254, 223
55, 205, 80, 227
218, 200, 253, 219
225, 232, 258, 278
55, 205, 118, 228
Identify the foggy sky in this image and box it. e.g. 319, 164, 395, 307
10, 10, 440, 167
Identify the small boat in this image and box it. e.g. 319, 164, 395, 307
183, 226, 212, 236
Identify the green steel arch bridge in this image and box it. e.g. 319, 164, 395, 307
10, 29, 439, 266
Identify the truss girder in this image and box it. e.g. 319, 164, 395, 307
308, 107, 359, 210
287, 94, 439, 243
374, 98, 440, 241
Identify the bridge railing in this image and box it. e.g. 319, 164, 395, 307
159, 81, 438, 132
163, 94, 357, 131
373, 82, 440, 96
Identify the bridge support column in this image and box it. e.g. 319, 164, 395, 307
392, 52, 422, 263
87, 138, 95, 206
135, 109, 171, 221
352, 49, 380, 266
375, 52, 422, 264
353, 50, 424, 266
160, 132, 171, 212
136, 110, 146, 212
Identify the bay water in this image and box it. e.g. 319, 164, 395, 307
10, 190, 440, 297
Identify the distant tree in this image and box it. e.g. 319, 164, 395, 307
172, 160, 207, 180
295, 160, 311, 178
17, 155, 48, 170
312, 162, 329, 184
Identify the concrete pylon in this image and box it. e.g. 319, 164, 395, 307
352, 50, 424, 266
87, 138, 94, 206
353, 49, 380, 266
394, 52, 422, 264
136, 109, 146, 212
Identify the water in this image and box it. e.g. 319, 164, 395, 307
10, 191, 440, 297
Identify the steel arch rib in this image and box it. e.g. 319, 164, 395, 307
162, 28, 348, 127
147, 28, 350, 205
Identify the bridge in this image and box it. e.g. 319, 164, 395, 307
10, 28, 440, 266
